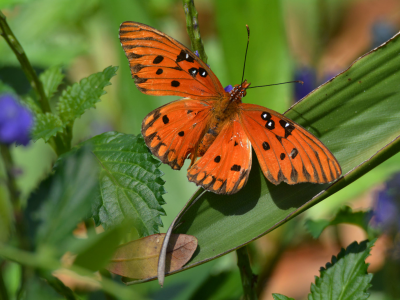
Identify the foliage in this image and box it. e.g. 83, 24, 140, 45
87, 132, 166, 237
274, 240, 374, 300
0, 0, 399, 299
305, 206, 372, 239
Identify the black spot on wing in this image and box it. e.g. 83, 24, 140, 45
280, 153, 286, 160
262, 141, 270, 150
178, 131, 184, 137
176, 50, 195, 63
214, 156, 221, 163
231, 165, 241, 172
279, 120, 295, 138
290, 148, 298, 159
189, 68, 198, 77
171, 80, 180, 87
261, 112, 272, 121
265, 120, 275, 130
162, 115, 169, 124
153, 55, 164, 64
156, 68, 163, 75
199, 68, 208, 77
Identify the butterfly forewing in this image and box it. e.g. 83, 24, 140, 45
187, 118, 252, 194
119, 21, 225, 100
239, 104, 341, 185
142, 99, 214, 170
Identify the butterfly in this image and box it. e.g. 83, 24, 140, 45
119, 21, 342, 195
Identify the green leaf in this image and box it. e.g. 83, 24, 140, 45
308, 240, 375, 300
22, 95, 42, 115
273, 294, 295, 300
31, 113, 64, 142
27, 146, 98, 253
73, 226, 122, 272
147, 31, 400, 280
39, 66, 64, 99
86, 132, 166, 237
57, 66, 118, 125
189, 270, 242, 300
305, 206, 371, 239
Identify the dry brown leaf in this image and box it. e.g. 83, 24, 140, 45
106, 233, 197, 279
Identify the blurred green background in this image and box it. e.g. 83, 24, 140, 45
1, 0, 400, 299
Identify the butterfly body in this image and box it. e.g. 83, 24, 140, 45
120, 21, 342, 194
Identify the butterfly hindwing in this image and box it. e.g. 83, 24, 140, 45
142, 99, 213, 170
239, 103, 341, 185
119, 21, 225, 100
187, 117, 252, 194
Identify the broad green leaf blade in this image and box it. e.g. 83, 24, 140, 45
87, 132, 166, 237
305, 206, 371, 239
26, 146, 98, 253
147, 32, 400, 279
188, 270, 242, 300
308, 240, 374, 300
31, 113, 64, 142
273, 294, 295, 300
39, 66, 64, 99
57, 66, 117, 125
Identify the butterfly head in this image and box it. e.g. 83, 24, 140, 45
228, 80, 251, 104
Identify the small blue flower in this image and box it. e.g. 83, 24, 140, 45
294, 67, 316, 102
194, 50, 199, 57
224, 85, 233, 93
372, 173, 400, 233
0, 94, 34, 146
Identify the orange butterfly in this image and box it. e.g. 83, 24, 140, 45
119, 21, 342, 195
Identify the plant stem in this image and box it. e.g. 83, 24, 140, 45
0, 11, 51, 114
0, 145, 31, 299
236, 246, 258, 300
0, 11, 69, 156
182, 0, 208, 64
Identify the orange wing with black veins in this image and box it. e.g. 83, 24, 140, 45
239, 103, 341, 185
187, 117, 252, 194
142, 99, 214, 170
119, 21, 225, 100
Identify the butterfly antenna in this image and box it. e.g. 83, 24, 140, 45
248, 80, 304, 89
241, 25, 250, 85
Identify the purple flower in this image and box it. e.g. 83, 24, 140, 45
371, 173, 400, 233
0, 94, 34, 146
194, 50, 199, 57
294, 67, 316, 102
224, 85, 233, 93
